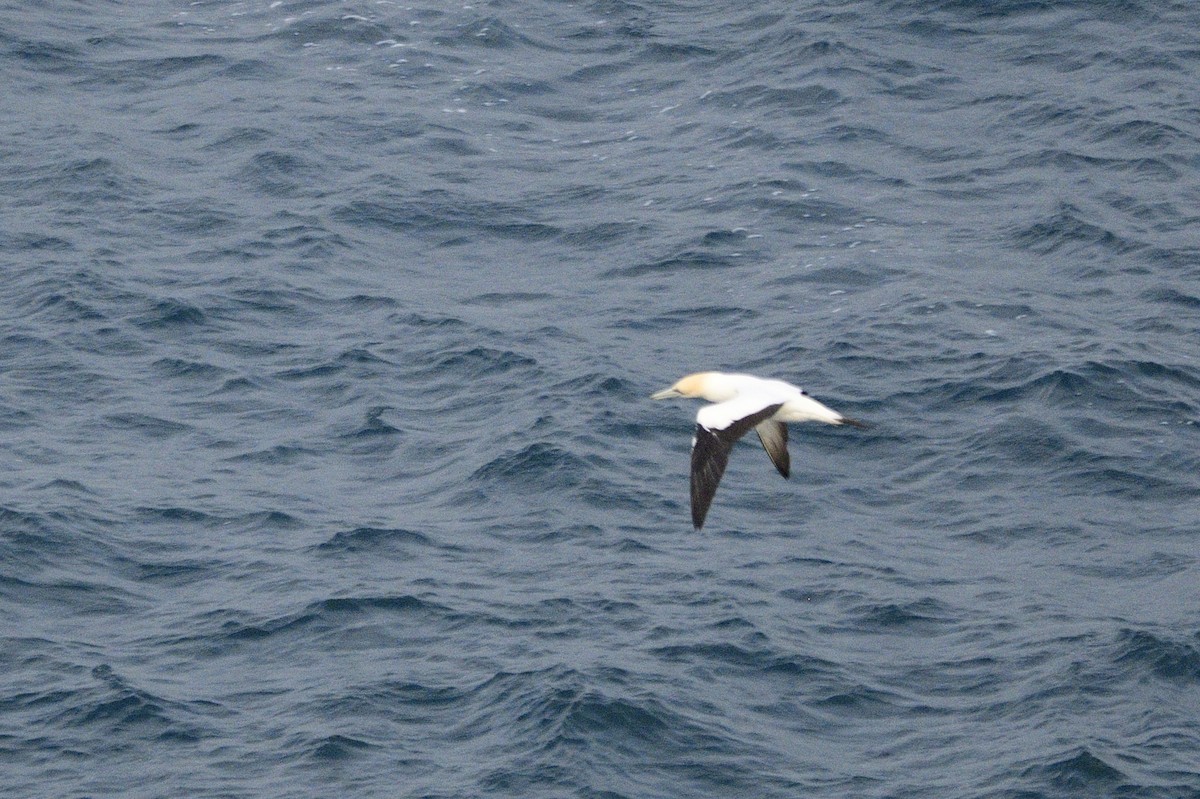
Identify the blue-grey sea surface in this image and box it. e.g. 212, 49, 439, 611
2, 1, 1199, 797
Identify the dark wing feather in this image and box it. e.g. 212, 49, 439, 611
690, 425, 732, 530
690, 403, 783, 530
755, 420, 789, 479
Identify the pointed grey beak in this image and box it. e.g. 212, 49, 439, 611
650, 387, 682, 400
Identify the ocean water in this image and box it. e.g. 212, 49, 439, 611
2, 0, 1199, 796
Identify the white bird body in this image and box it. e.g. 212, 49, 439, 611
652, 371, 866, 529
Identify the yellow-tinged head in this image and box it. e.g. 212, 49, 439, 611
650, 372, 721, 401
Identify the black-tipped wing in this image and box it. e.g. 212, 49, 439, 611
690, 425, 733, 530
755, 420, 789, 478
690, 402, 783, 530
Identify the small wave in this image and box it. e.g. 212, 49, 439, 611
601, 250, 734, 278
103, 412, 191, 438
306, 733, 375, 762
129, 298, 207, 330
471, 442, 589, 490
134, 506, 301, 532
463, 291, 556, 306
1114, 629, 1200, 683
0, 573, 138, 616
331, 293, 399, 312
434, 346, 538, 377
132, 559, 215, 586
701, 228, 752, 244
848, 597, 955, 632
391, 312, 471, 332
338, 406, 403, 440
1011, 200, 1148, 258
1091, 117, 1190, 149
651, 642, 839, 679
612, 304, 757, 331
222, 444, 318, 465
549, 371, 634, 399
703, 83, 842, 113
30, 292, 105, 323
212, 594, 456, 649
34, 478, 95, 495
768, 263, 894, 289
810, 685, 906, 719
315, 595, 451, 615
432, 18, 539, 51
448, 664, 741, 786
559, 220, 647, 248
314, 526, 437, 554
75, 664, 176, 730
921, 358, 1175, 410
38, 664, 217, 743
1019, 747, 1127, 793
237, 150, 325, 198
641, 41, 718, 62
259, 13, 391, 49
1141, 286, 1200, 309
333, 195, 559, 243
150, 357, 229, 381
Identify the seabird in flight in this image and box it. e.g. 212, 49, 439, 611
651, 371, 867, 529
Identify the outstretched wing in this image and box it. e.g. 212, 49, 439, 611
755, 420, 789, 479
691, 400, 783, 530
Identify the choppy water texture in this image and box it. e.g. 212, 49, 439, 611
2, 1, 1199, 797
